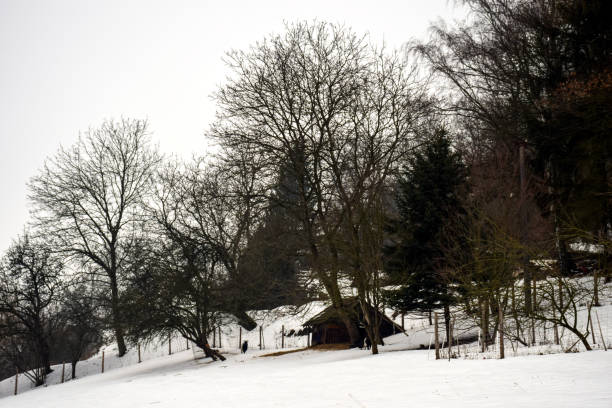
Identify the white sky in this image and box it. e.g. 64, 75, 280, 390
0, 0, 466, 252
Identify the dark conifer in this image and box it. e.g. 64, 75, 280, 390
385, 128, 467, 342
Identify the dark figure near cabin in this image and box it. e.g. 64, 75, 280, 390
241, 340, 248, 354
364, 337, 371, 350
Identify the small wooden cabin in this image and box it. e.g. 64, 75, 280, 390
303, 297, 403, 347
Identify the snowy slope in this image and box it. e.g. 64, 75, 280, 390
2, 341, 611, 408
0, 301, 327, 398
1, 281, 611, 406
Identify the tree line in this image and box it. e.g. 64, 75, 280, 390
1, 0, 610, 385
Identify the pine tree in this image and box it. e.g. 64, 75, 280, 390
385, 129, 467, 340
239, 148, 311, 308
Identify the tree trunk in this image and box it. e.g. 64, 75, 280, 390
71, 361, 77, 379
109, 273, 127, 357
434, 312, 440, 360
34, 318, 52, 374
519, 144, 532, 317
602, 225, 611, 283
552, 302, 560, 345
531, 276, 537, 344
532, 276, 537, 311
490, 300, 499, 342
322, 270, 361, 348
558, 277, 564, 311
443, 304, 451, 349
338, 310, 362, 348
555, 221, 572, 276
481, 298, 489, 352
371, 337, 378, 354
567, 327, 592, 351
498, 302, 505, 359
523, 264, 532, 317
360, 300, 380, 355
196, 339, 226, 361
593, 269, 600, 306
366, 327, 379, 355
310, 240, 361, 347
511, 283, 522, 342
40, 337, 52, 374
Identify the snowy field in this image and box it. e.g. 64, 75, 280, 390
2, 339, 611, 408
1, 281, 611, 407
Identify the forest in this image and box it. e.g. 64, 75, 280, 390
1, 0, 610, 388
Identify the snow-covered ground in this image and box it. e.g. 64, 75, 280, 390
0, 301, 328, 398
1, 281, 611, 406
2, 338, 611, 408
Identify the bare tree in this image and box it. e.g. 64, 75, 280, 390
212, 21, 429, 348
0, 234, 63, 386
417, 0, 612, 317
348, 196, 388, 354
181, 154, 269, 326
121, 231, 228, 361
533, 275, 595, 351
122, 155, 267, 361
445, 207, 525, 349
28, 119, 160, 357
57, 283, 104, 379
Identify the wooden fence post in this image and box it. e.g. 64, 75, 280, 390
259, 326, 263, 350
186, 339, 189, 350
101, 351, 105, 373
14, 367, 18, 395
401, 313, 405, 331
218, 326, 222, 348
434, 312, 440, 360
307, 331, 310, 347
213, 328, 216, 348
138, 343, 142, 363
61, 361, 65, 383
282, 325, 285, 349
169, 335, 172, 355
499, 305, 505, 359
239, 326, 242, 350
595, 310, 607, 351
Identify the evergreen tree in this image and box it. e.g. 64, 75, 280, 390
385, 129, 467, 340
239, 149, 311, 308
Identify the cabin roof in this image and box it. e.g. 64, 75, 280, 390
303, 297, 402, 332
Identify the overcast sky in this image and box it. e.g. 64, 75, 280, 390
0, 0, 466, 252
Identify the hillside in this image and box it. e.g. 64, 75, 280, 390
1, 281, 611, 407
2, 336, 611, 408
